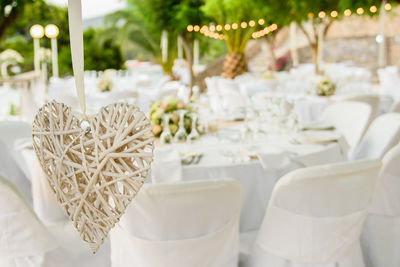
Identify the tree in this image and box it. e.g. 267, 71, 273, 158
256, 0, 292, 71
288, 0, 383, 74
0, 0, 125, 76
0, 0, 31, 40
106, 0, 179, 78
201, 0, 266, 78
171, 0, 207, 94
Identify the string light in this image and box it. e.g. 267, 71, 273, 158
187, 3, 394, 39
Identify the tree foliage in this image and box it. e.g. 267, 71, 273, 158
0, 0, 124, 76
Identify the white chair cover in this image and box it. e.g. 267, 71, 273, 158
0, 141, 32, 203
350, 113, 400, 160
336, 94, 380, 119
0, 120, 32, 178
361, 144, 400, 267
0, 176, 58, 266
390, 101, 400, 112
110, 179, 242, 267
249, 159, 381, 267
320, 101, 372, 151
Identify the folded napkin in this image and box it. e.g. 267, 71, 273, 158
254, 147, 292, 171
151, 149, 183, 184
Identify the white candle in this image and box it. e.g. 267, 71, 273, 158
161, 30, 168, 63
378, 1, 387, 68
290, 22, 299, 67
193, 39, 199, 66
177, 36, 183, 59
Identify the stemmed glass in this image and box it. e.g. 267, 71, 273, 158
188, 113, 200, 141
160, 114, 172, 144
174, 110, 188, 142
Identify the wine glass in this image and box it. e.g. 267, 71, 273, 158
174, 110, 188, 142
188, 114, 200, 141
160, 114, 173, 144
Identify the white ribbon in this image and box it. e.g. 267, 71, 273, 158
68, 0, 87, 118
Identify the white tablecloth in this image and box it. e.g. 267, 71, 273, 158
152, 133, 346, 232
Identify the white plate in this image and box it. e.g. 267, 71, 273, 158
299, 121, 335, 131
295, 131, 341, 144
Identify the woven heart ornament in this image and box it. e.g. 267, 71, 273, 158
32, 100, 154, 253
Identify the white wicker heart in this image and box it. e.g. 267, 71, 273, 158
32, 100, 154, 253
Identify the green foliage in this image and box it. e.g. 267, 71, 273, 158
84, 28, 125, 71
201, 0, 267, 53
0, 0, 124, 76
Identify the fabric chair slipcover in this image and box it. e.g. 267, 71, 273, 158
0, 120, 32, 177
361, 144, 400, 267
247, 159, 381, 267
110, 179, 243, 267
390, 101, 400, 112
350, 113, 400, 160
337, 94, 380, 119
0, 176, 57, 267
320, 101, 372, 151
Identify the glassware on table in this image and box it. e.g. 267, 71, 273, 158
160, 114, 173, 144
187, 114, 200, 141
174, 110, 188, 142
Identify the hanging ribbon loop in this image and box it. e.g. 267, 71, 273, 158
68, 0, 87, 118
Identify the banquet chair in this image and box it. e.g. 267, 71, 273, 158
349, 113, 400, 160
320, 101, 372, 151
390, 100, 400, 112
361, 144, 400, 267
0, 175, 111, 267
0, 176, 57, 267
242, 159, 381, 267
337, 94, 380, 120
0, 120, 32, 178
110, 179, 243, 267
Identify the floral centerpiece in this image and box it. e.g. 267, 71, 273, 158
0, 49, 24, 77
316, 77, 336, 96
149, 96, 196, 137
97, 69, 115, 92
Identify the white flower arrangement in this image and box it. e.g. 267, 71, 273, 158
316, 77, 336, 96
97, 69, 116, 92
0, 49, 24, 63
38, 48, 52, 63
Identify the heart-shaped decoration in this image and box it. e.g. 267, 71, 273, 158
32, 100, 154, 253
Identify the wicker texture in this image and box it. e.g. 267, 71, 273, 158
32, 101, 154, 253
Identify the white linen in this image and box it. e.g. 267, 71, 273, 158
0, 176, 58, 262
153, 135, 345, 232
151, 148, 183, 183
321, 101, 372, 151
247, 159, 381, 267
361, 144, 400, 267
110, 179, 242, 267
0, 120, 32, 178
0, 141, 32, 204
350, 113, 400, 160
